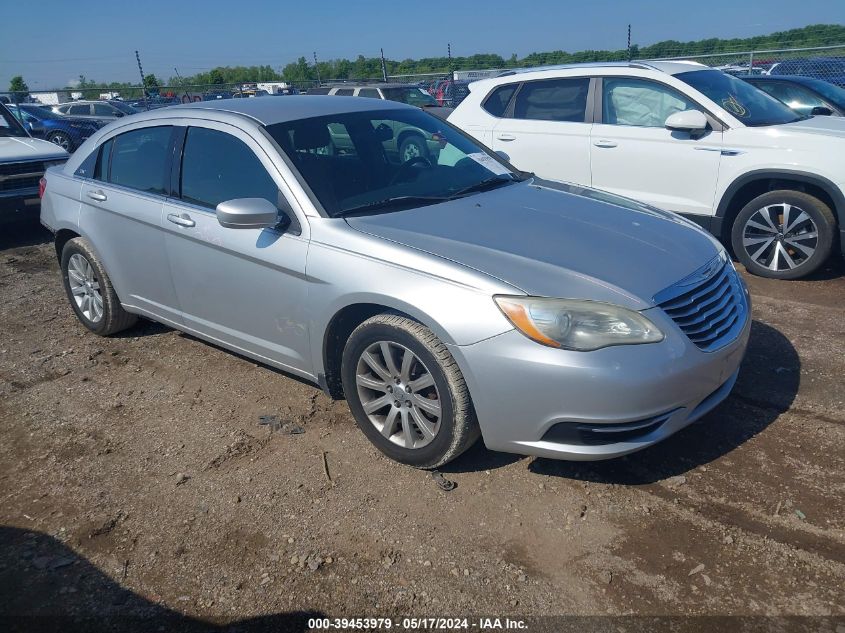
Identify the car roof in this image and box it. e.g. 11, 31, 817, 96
495, 59, 709, 79
160, 95, 411, 125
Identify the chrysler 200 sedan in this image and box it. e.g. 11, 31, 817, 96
39, 97, 751, 468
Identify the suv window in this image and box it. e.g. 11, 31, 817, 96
358, 88, 381, 99
68, 104, 90, 115
602, 78, 697, 127
180, 127, 279, 210
334, 89, 354, 96
93, 103, 115, 116
108, 126, 172, 194
512, 78, 590, 122
483, 84, 518, 117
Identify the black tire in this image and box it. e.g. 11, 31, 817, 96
398, 134, 429, 163
48, 131, 73, 152
341, 314, 480, 469
730, 190, 836, 280
60, 237, 137, 336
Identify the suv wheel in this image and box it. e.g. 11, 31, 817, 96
48, 131, 72, 151
341, 314, 480, 469
731, 190, 835, 280
399, 135, 428, 163
61, 238, 137, 335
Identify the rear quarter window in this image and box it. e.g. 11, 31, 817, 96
483, 84, 518, 117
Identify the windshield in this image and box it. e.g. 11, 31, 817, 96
266, 107, 520, 217
21, 105, 61, 120
676, 69, 802, 126
381, 87, 439, 107
801, 78, 845, 110
0, 105, 29, 137
110, 101, 139, 115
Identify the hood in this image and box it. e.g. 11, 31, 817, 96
345, 180, 722, 310
0, 136, 69, 161
774, 114, 845, 139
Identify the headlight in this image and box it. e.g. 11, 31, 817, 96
494, 296, 664, 351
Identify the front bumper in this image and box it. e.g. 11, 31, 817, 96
449, 303, 751, 461
0, 188, 41, 223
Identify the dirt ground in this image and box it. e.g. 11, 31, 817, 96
0, 222, 843, 632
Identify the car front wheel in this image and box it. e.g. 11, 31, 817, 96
731, 190, 835, 280
341, 314, 480, 468
48, 131, 73, 151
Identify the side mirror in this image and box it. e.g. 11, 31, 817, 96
114, 112, 124, 117
216, 198, 280, 229
27, 121, 44, 133
665, 110, 708, 132
811, 106, 833, 116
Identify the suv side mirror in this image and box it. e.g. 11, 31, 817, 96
216, 198, 280, 229
665, 110, 708, 132
810, 106, 833, 116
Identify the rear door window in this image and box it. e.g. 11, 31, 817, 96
334, 89, 354, 96
108, 126, 172, 194
93, 103, 116, 116
358, 88, 381, 99
512, 78, 590, 122
68, 104, 91, 116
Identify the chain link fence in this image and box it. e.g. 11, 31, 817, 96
647, 44, 845, 86
2, 44, 843, 110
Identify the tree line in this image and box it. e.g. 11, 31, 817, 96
7, 23, 845, 97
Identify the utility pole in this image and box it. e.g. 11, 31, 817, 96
313, 51, 321, 86
135, 50, 148, 109
174, 67, 190, 103
448, 42, 454, 82
627, 24, 632, 61
380, 48, 388, 82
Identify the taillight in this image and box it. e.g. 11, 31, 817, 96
38, 177, 47, 199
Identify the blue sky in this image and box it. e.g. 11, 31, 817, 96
2, 0, 844, 89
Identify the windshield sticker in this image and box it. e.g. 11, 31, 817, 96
721, 94, 748, 117
466, 152, 511, 176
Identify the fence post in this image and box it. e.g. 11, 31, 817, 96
748, 51, 754, 75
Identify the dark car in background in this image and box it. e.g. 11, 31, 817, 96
769, 57, 845, 88
7, 103, 101, 151
52, 100, 139, 124
743, 75, 845, 117
128, 95, 182, 110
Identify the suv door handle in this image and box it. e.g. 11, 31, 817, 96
86, 190, 107, 202
593, 140, 618, 148
167, 213, 196, 228
496, 133, 516, 141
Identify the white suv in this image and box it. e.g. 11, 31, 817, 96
449, 61, 845, 279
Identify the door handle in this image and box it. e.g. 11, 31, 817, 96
167, 213, 195, 228
593, 140, 618, 148
86, 190, 107, 202
496, 133, 516, 141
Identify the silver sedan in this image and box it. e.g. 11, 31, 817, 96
39, 96, 750, 468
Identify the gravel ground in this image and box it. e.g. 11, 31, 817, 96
0, 223, 843, 632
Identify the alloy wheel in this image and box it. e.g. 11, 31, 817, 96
355, 341, 442, 449
67, 253, 104, 323
50, 133, 71, 150
741, 203, 818, 272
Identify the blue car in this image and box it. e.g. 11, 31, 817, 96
7, 104, 101, 152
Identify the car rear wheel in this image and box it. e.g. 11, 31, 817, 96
341, 314, 480, 468
731, 190, 835, 280
61, 238, 137, 335
48, 131, 72, 151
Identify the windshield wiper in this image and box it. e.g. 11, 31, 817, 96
335, 195, 449, 217
447, 175, 519, 199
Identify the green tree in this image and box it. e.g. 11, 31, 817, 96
9, 75, 29, 103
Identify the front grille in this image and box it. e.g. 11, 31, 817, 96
0, 161, 45, 193
656, 254, 747, 352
